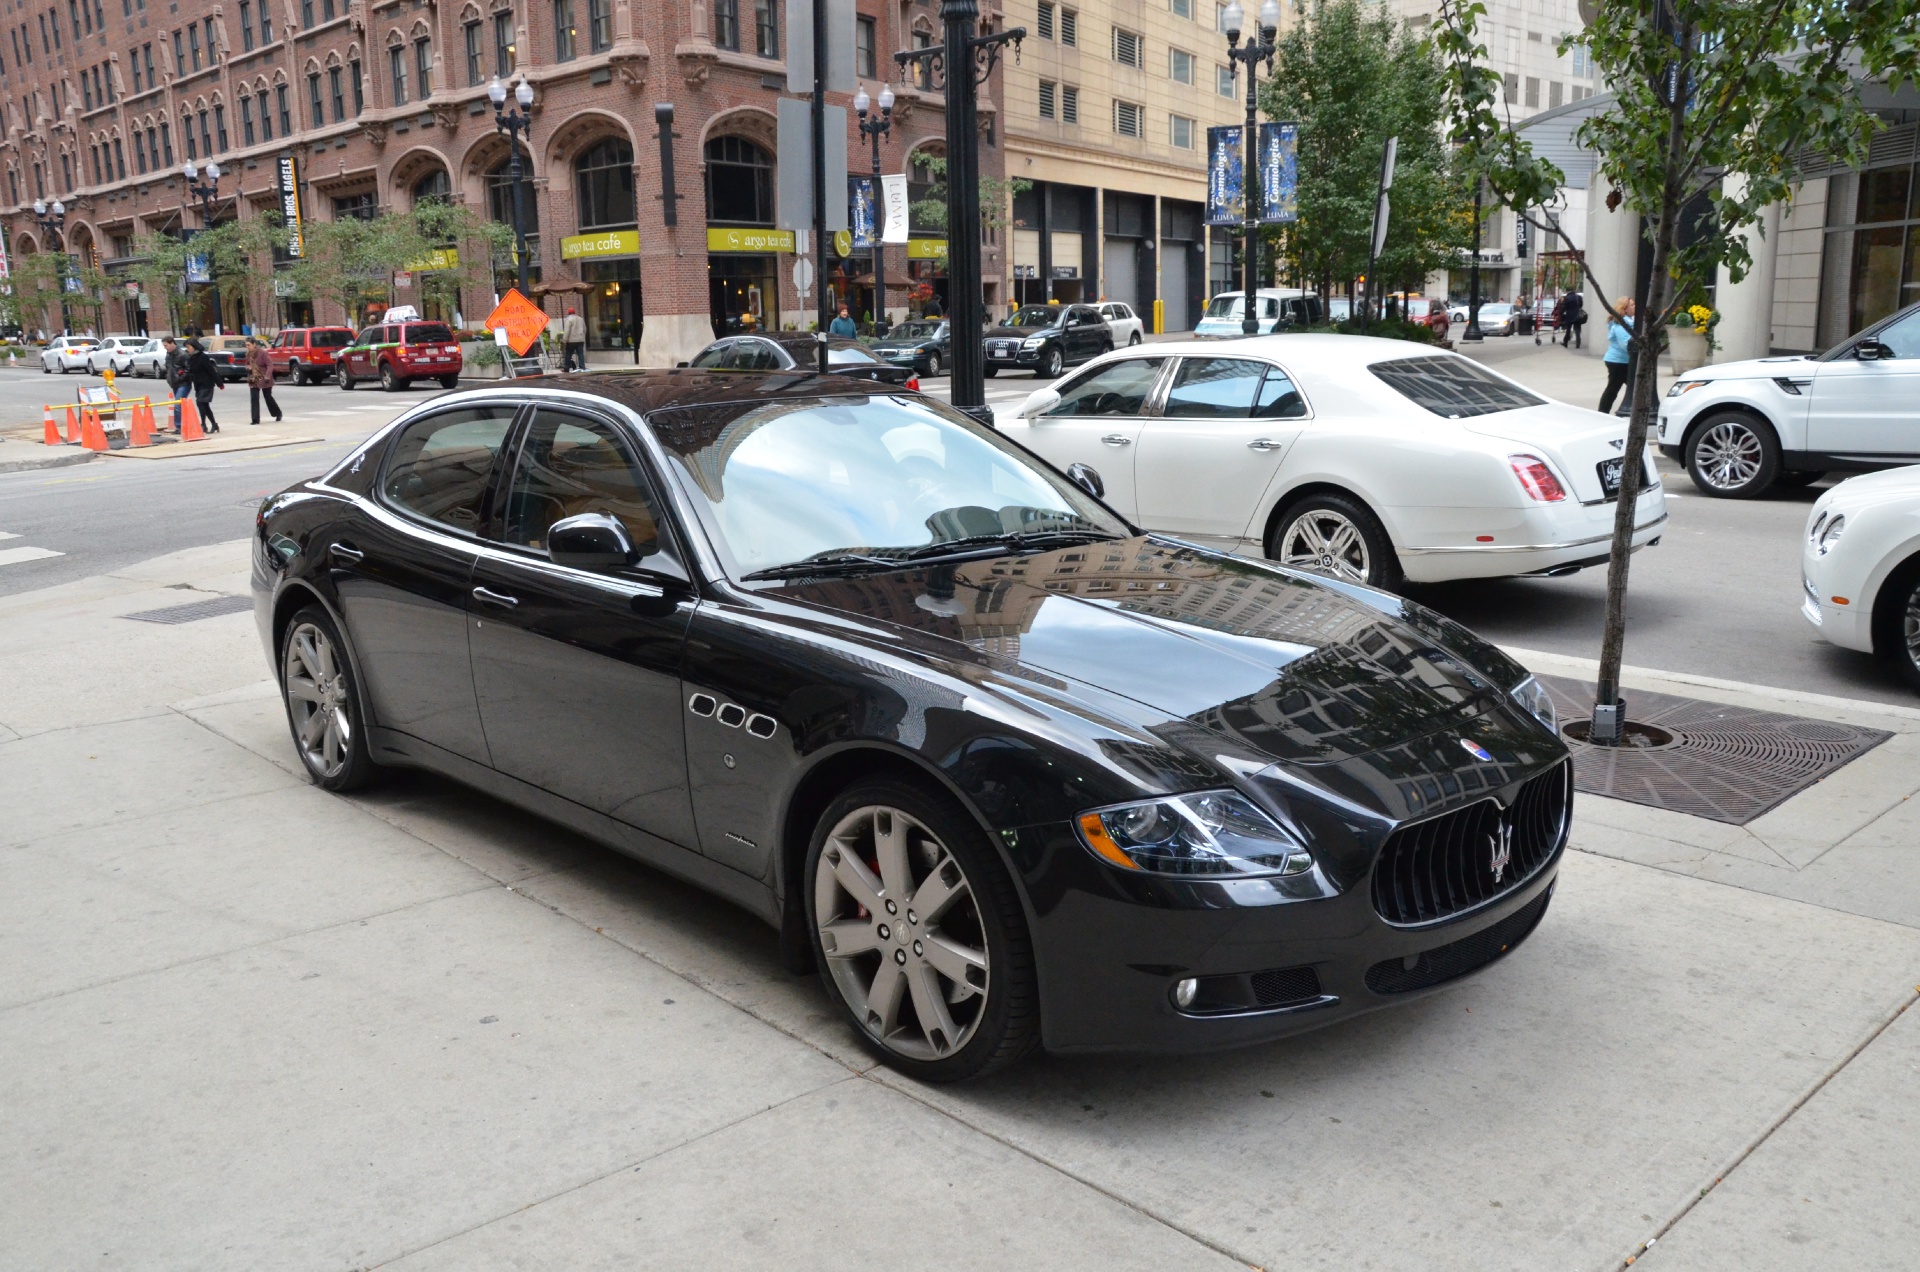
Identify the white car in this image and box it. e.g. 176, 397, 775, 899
1800, 464, 1920, 692
1660, 301, 1920, 498
1098, 301, 1145, 347
125, 337, 170, 378
1194, 289, 1320, 337
86, 336, 150, 374
1001, 334, 1668, 589
40, 336, 99, 373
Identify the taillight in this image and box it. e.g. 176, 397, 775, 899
1509, 454, 1568, 502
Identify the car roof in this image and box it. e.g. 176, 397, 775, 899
1083, 332, 1453, 364
457, 368, 903, 416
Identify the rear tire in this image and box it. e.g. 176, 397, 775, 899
279, 606, 382, 793
1686, 412, 1779, 498
1269, 492, 1403, 591
1776, 470, 1826, 489
380, 363, 405, 392
1128, 332, 1142, 346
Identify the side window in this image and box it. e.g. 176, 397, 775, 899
501, 411, 663, 556
1046, 357, 1164, 416
1163, 357, 1267, 418
690, 341, 731, 369
1872, 310, 1920, 358
735, 340, 781, 370
380, 404, 519, 534
1254, 366, 1308, 418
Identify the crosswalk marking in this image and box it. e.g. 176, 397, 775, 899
0, 545, 62, 567
0, 530, 19, 541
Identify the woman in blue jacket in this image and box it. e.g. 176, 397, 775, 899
1598, 298, 1636, 415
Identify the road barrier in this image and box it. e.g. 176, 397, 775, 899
38, 395, 200, 449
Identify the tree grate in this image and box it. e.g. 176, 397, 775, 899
120, 595, 255, 625
1539, 674, 1891, 825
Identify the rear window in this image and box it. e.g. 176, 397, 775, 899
404, 323, 455, 344
309, 330, 352, 348
1369, 355, 1546, 419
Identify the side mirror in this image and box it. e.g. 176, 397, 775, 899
676, 360, 691, 368
548, 512, 634, 568
1018, 387, 1062, 419
1066, 462, 1104, 499
1855, 338, 1887, 361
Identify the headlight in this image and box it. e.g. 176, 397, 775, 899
1813, 513, 1846, 556
1509, 674, 1558, 733
1667, 379, 1708, 397
1022, 336, 1047, 348
1076, 790, 1313, 878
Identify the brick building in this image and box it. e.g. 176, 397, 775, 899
0, 0, 1001, 365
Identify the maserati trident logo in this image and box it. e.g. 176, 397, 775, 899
1488, 816, 1514, 884
1460, 738, 1494, 762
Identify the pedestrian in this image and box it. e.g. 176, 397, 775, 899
246, 337, 283, 425
161, 336, 188, 432
561, 306, 587, 372
829, 304, 858, 338
1560, 289, 1585, 348
1550, 293, 1566, 340
1598, 298, 1636, 416
186, 338, 223, 433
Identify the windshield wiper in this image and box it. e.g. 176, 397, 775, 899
897, 528, 1120, 561
740, 553, 906, 581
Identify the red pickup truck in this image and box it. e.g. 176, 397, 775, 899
335, 321, 464, 391
267, 326, 356, 385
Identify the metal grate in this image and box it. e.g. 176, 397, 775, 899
1365, 886, 1554, 995
1539, 675, 1892, 825
1371, 761, 1571, 925
121, 595, 254, 625
1250, 965, 1322, 1008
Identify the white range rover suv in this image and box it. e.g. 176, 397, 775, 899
1659, 302, 1920, 498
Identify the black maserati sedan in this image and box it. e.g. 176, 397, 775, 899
253, 370, 1571, 1081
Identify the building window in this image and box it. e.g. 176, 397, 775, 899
113, 138, 125, 179
1036, 0, 1053, 39
1061, 84, 1079, 123
203, 16, 216, 57
1571, 44, 1592, 77
1170, 47, 1193, 83
1549, 80, 1563, 108
713, 0, 737, 49
855, 14, 875, 78
553, 0, 575, 60
1113, 99, 1142, 137
334, 191, 377, 220
1524, 76, 1539, 107
277, 84, 292, 134
131, 45, 142, 90
704, 135, 773, 224
323, 0, 335, 19
588, 0, 610, 52
259, 90, 274, 139
188, 22, 202, 69
182, 111, 196, 158
214, 103, 227, 150
199, 110, 212, 156
414, 168, 451, 206
239, 94, 255, 144
493, 11, 514, 74
307, 72, 323, 126
159, 121, 173, 164
1060, 8, 1076, 44
575, 137, 635, 228
238, 0, 255, 51
465, 20, 483, 83
351, 58, 364, 111
1503, 72, 1519, 105
1171, 0, 1192, 17
388, 46, 406, 104
1038, 79, 1055, 119
1216, 64, 1233, 95
1170, 114, 1193, 148
326, 64, 342, 117
300, 0, 312, 27
416, 37, 432, 94
134, 128, 148, 170
259, 4, 272, 44
144, 46, 156, 89
1112, 27, 1140, 67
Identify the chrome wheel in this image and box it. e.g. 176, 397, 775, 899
283, 621, 353, 780
1905, 583, 1920, 667
1279, 508, 1371, 583
814, 804, 990, 1062
1694, 420, 1763, 490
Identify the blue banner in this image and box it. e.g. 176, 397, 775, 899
1257, 122, 1298, 224
1205, 125, 1245, 227
849, 175, 878, 250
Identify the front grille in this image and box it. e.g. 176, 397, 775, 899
1365, 885, 1553, 994
1371, 760, 1570, 925
1184, 965, 1324, 1015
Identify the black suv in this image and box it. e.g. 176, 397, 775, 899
983, 304, 1113, 378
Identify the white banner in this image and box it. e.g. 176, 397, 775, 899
881, 174, 910, 244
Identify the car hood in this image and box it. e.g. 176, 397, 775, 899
1820, 462, 1920, 509
1675, 353, 1818, 381
984, 324, 1061, 339
769, 538, 1551, 783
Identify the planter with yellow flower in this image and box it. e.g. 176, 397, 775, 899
1668, 304, 1718, 372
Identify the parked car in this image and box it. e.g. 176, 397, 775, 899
867, 320, 951, 376
1099, 301, 1146, 346
1001, 334, 1667, 589
1801, 464, 1920, 692
336, 320, 464, 391
983, 304, 1112, 378
270, 326, 357, 384
198, 336, 253, 382
687, 333, 913, 385
40, 335, 98, 373
1195, 289, 1321, 337
86, 336, 154, 374
1469, 303, 1519, 336
1660, 301, 1920, 498
127, 337, 170, 378
253, 370, 1571, 1080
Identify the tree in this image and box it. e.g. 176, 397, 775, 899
1263, 0, 1475, 304
5, 251, 72, 336
910, 155, 1031, 235
1436, 0, 1920, 741
130, 219, 282, 333
285, 203, 510, 327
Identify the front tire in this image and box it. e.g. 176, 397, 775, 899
1686, 412, 1779, 497
338, 365, 355, 390
983, 365, 998, 378
925, 351, 941, 377
280, 606, 381, 792
1038, 346, 1064, 378
1270, 492, 1403, 590
806, 779, 1038, 1082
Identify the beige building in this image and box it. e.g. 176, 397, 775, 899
999, 0, 1258, 329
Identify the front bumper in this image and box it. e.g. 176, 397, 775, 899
1800, 550, 1873, 653
985, 341, 1045, 367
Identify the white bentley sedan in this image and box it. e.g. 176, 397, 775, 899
1000, 334, 1668, 589
1800, 464, 1920, 692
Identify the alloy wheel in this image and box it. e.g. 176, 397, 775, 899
814, 804, 990, 1062
1694, 420, 1763, 490
926, 352, 940, 377
283, 621, 354, 780
1905, 582, 1920, 672
1279, 508, 1372, 583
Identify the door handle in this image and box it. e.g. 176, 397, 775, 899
1101, 434, 1133, 446
1246, 438, 1280, 452
471, 586, 519, 610
329, 543, 364, 564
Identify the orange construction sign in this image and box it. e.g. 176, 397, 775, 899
485, 288, 551, 357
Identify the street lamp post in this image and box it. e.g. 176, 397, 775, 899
183, 162, 225, 334
1223, 0, 1281, 337
31, 198, 71, 335
897, 1, 1024, 417
488, 76, 537, 297
854, 83, 895, 334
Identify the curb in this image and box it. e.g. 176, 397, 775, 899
0, 448, 98, 474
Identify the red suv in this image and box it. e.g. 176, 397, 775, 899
335, 321, 464, 391
268, 326, 356, 385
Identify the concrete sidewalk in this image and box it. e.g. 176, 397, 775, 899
3, 542, 1916, 1271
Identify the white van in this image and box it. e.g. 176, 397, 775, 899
1193, 288, 1321, 337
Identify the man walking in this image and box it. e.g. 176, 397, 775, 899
162, 336, 189, 432
246, 337, 283, 425
186, 339, 223, 433
561, 307, 587, 372
1560, 289, 1585, 348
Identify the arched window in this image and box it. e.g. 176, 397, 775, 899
704, 136, 772, 226
413, 168, 451, 206
573, 137, 634, 229
486, 157, 537, 233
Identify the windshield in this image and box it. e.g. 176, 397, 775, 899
1005, 307, 1062, 328
648, 394, 1127, 578
1370, 355, 1546, 418
891, 321, 942, 340
309, 330, 353, 348
1204, 295, 1243, 319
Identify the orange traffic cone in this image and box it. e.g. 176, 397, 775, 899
65, 405, 80, 444
80, 407, 109, 452
129, 401, 154, 448
43, 405, 61, 446
179, 396, 205, 441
